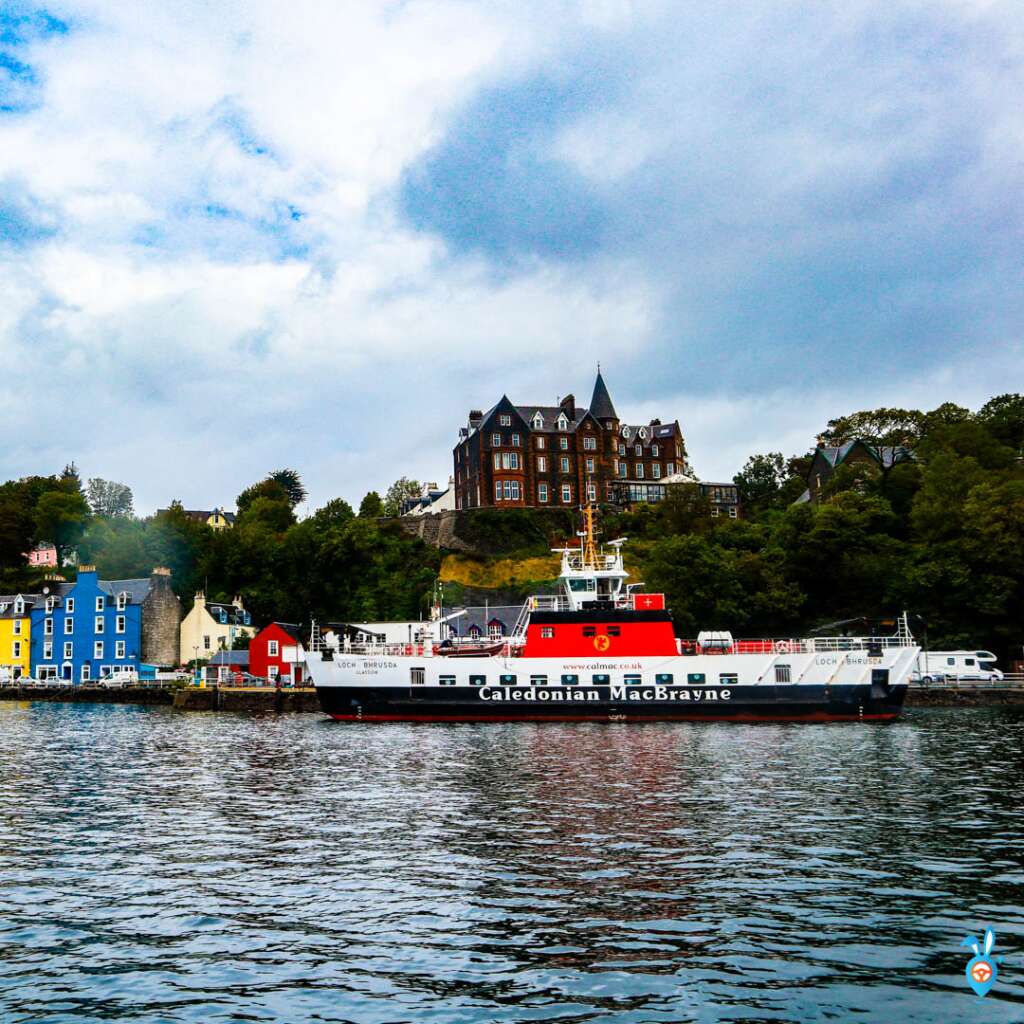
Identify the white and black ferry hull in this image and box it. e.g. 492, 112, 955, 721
311, 649, 917, 723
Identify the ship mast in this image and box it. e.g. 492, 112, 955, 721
581, 501, 599, 570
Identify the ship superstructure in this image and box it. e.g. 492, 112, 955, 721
309, 506, 919, 722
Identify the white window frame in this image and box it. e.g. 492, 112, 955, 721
532, 414, 543, 429
267, 665, 279, 681
509, 481, 521, 501
560, 456, 570, 472
116, 615, 126, 634
559, 436, 569, 449
636, 464, 644, 479
94, 641, 104, 659
268, 639, 279, 657
537, 456, 546, 473
586, 482, 597, 502
583, 436, 597, 450
45, 597, 54, 613
43, 641, 53, 660
511, 433, 520, 447
64, 617, 73, 635
561, 484, 572, 504
66, 598, 75, 614
538, 483, 548, 503
494, 480, 503, 501
652, 464, 661, 479
585, 457, 595, 473
499, 414, 511, 426
493, 452, 501, 470
557, 415, 568, 430
667, 462, 675, 475
652, 444, 659, 457
491, 432, 501, 446
63, 642, 73, 660
117, 592, 128, 611
12, 619, 21, 636
635, 444, 642, 457
115, 640, 126, 658
95, 596, 105, 612
95, 616, 104, 633
536, 436, 546, 449
81, 663, 90, 682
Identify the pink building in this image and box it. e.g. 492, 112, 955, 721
26, 544, 58, 568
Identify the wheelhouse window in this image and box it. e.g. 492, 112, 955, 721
775, 665, 791, 683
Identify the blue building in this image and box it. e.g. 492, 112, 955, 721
30, 566, 181, 682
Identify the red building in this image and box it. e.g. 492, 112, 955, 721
249, 622, 305, 684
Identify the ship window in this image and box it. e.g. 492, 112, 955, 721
774, 665, 791, 683
500, 674, 516, 685
624, 674, 642, 685
608, 626, 621, 636
439, 675, 456, 686
593, 673, 610, 685
656, 673, 673, 684
411, 668, 425, 685
719, 673, 738, 685
687, 673, 706, 685
530, 675, 548, 686
540, 627, 554, 638
561, 674, 579, 685
469, 675, 486, 686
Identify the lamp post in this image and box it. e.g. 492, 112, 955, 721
193, 645, 201, 687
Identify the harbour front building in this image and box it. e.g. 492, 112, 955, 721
179, 592, 255, 666
29, 567, 182, 683
0, 594, 36, 680
453, 370, 688, 509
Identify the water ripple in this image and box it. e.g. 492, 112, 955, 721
1, 703, 1023, 1022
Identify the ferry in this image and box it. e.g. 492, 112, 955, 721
309, 506, 920, 723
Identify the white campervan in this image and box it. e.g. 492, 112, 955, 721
914, 650, 1003, 683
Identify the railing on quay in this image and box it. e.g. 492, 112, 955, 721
910, 672, 1024, 689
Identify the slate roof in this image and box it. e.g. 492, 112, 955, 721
447, 604, 524, 636
205, 602, 251, 625
513, 405, 591, 432
265, 622, 302, 642
0, 594, 40, 619
589, 370, 617, 421
98, 578, 153, 605
816, 442, 915, 470
209, 650, 250, 666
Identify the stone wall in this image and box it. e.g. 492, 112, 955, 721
142, 568, 182, 667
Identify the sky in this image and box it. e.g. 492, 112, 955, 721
1, 0, 1021, 514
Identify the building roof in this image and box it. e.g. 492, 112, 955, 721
447, 605, 523, 635
98, 578, 153, 604
263, 621, 302, 641
512, 405, 591, 433
205, 601, 251, 625
814, 442, 916, 471
0, 594, 39, 619
157, 508, 237, 524
209, 650, 250, 666
589, 370, 617, 421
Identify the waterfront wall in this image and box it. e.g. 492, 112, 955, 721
0, 685, 173, 705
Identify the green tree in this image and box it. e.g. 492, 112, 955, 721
734, 453, 787, 514
34, 488, 90, 566
269, 468, 307, 508
237, 478, 291, 514
358, 491, 385, 517
977, 393, 1024, 455
86, 478, 134, 518
383, 477, 421, 517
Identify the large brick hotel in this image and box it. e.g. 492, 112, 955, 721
453, 370, 690, 510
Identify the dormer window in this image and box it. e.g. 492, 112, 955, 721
532, 413, 543, 429
117, 592, 128, 611
12, 598, 23, 615
621, 426, 631, 440
638, 427, 648, 440
556, 414, 568, 430
45, 597, 55, 613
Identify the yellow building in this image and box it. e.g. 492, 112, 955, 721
0, 594, 34, 681
179, 592, 255, 666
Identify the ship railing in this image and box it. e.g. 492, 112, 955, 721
686, 636, 915, 655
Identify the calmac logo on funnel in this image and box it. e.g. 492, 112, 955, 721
961, 929, 1000, 997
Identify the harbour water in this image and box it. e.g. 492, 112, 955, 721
1, 703, 1022, 1023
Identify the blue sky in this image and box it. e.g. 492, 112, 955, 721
1, 0, 1021, 513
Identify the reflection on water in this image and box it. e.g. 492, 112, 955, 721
0, 702, 1022, 1022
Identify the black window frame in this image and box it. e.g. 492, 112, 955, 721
530, 675, 548, 686
687, 672, 706, 685
500, 674, 517, 685
561, 674, 579, 685
469, 675, 486, 686
624, 674, 642, 685
593, 673, 610, 685
656, 673, 673, 684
